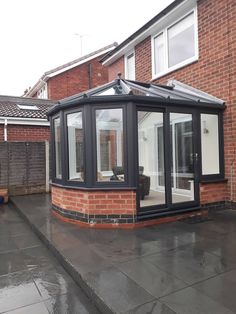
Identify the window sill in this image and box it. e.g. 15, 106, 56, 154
51, 181, 136, 191
200, 178, 227, 184
151, 57, 198, 82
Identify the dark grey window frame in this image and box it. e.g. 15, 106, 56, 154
198, 110, 225, 182
91, 103, 130, 188
51, 114, 63, 184
49, 94, 225, 219
64, 107, 86, 187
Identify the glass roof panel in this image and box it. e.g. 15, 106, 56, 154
94, 84, 126, 96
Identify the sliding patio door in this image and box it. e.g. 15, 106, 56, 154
138, 109, 199, 214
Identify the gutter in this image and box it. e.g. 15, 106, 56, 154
0, 117, 50, 126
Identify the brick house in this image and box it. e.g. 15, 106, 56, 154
0, 95, 57, 196
24, 43, 117, 100
0, 95, 56, 142
99, 0, 236, 213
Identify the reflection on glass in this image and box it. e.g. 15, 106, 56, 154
67, 112, 84, 181
201, 114, 220, 175
168, 12, 195, 67
54, 117, 62, 179
96, 109, 124, 182
170, 113, 194, 203
138, 111, 165, 207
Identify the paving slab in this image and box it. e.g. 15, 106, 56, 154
0, 203, 100, 314
11, 194, 236, 314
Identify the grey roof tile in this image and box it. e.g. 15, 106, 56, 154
0, 95, 58, 119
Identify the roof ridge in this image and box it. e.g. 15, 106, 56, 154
43, 42, 118, 78
0, 95, 57, 104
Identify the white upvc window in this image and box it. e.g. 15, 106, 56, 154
152, 8, 198, 79
37, 84, 48, 99
125, 51, 135, 80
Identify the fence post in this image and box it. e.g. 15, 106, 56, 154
45, 141, 50, 193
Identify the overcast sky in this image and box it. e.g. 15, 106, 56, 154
0, 0, 173, 96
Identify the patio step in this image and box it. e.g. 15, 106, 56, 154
11, 199, 114, 314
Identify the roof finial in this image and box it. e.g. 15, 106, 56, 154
117, 72, 122, 80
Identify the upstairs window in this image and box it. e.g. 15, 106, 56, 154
125, 52, 135, 80
37, 84, 48, 99
153, 10, 198, 78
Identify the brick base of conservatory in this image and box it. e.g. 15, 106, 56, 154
51, 185, 137, 227
51, 185, 209, 229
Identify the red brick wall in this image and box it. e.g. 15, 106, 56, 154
107, 0, 236, 204
52, 185, 136, 215
108, 57, 125, 81
200, 182, 228, 204
0, 125, 50, 142
47, 55, 109, 100
135, 36, 152, 82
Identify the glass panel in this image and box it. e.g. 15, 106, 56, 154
67, 111, 84, 181
154, 33, 165, 74
126, 52, 135, 80
201, 114, 220, 175
54, 117, 62, 179
138, 111, 165, 207
168, 12, 195, 67
96, 85, 124, 96
170, 113, 194, 203
96, 108, 124, 182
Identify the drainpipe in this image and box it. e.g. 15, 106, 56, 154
88, 63, 92, 89
4, 119, 7, 141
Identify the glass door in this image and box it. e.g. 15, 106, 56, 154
170, 112, 196, 205
137, 109, 199, 215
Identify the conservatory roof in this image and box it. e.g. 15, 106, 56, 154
47, 78, 225, 116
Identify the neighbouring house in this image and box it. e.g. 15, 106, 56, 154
0, 95, 57, 196
47, 0, 236, 228
24, 43, 117, 100
0, 95, 57, 142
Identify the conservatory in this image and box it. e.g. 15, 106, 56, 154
48, 78, 225, 228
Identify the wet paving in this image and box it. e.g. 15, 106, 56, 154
0, 203, 100, 314
11, 194, 236, 313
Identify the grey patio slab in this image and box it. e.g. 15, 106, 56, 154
13, 233, 42, 250
0, 221, 33, 237
62, 243, 112, 277
83, 266, 155, 313
193, 269, 236, 313
123, 300, 177, 314
0, 271, 42, 313
181, 231, 236, 263
160, 286, 235, 314
20, 246, 60, 271
145, 243, 236, 285
117, 258, 187, 298
0, 250, 29, 276
30, 264, 80, 300
11, 194, 236, 314
44, 291, 100, 314
0, 235, 18, 253
3, 302, 49, 314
